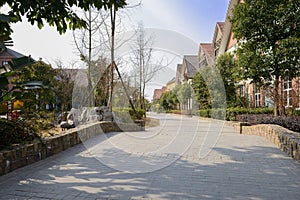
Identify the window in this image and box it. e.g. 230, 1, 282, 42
2, 61, 8, 66
240, 85, 245, 97
254, 85, 260, 107
283, 79, 292, 107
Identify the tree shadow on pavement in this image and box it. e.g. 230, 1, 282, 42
0, 132, 300, 200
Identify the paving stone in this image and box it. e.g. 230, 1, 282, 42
0, 113, 300, 199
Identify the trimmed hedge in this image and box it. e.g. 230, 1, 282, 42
236, 114, 300, 133
113, 107, 145, 123
192, 107, 274, 121
226, 107, 273, 121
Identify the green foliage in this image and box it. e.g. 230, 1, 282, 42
14, 61, 57, 112
191, 65, 227, 109
193, 107, 274, 121
0, 102, 7, 114
216, 53, 237, 107
159, 91, 178, 110
192, 109, 211, 118
0, 119, 36, 150
21, 111, 56, 133
1, 0, 127, 39
285, 108, 300, 117
173, 82, 193, 109
191, 71, 211, 109
113, 107, 145, 123
226, 107, 273, 121
0, 74, 9, 90
231, 0, 300, 115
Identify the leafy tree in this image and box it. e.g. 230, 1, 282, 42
191, 71, 211, 109
216, 53, 236, 107
174, 82, 192, 110
231, 0, 300, 116
14, 60, 56, 112
0, 0, 127, 38
159, 91, 178, 110
0, 14, 14, 53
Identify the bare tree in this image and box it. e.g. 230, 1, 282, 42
73, 2, 141, 112
130, 22, 171, 114
73, 7, 109, 107
53, 60, 77, 116
98, 7, 136, 112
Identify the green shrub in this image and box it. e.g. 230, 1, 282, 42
0, 102, 8, 115
236, 114, 300, 132
192, 109, 211, 118
286, 108, 300, 116
113, 107, 145, 123
225, 107, 273, 121
0, 119, 36, 150
191, 107, 274, 121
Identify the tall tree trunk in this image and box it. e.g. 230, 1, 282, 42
274, 75, 286, 116
273, 75, 279, 116
107, 6, 116, 112
88, 8, 93, 107
142, 83, 146, 117
139, 45, 142, 110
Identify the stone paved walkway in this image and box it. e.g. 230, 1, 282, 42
1, 113, 300, 199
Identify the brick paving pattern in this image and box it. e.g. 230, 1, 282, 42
0, 113, 300, 199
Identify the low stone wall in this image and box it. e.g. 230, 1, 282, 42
238, 123, 300, 163
198, 116, 300, 164
0, 121, 144, 176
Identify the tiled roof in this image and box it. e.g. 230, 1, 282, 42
166, 77, 176, 85
176, 64, 182, 74
199, 43, 213, 65
217, 22, 225, 33
0, 48, 25, 58
184, 55, 198, 79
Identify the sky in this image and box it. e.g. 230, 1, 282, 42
2, 0, 230, 99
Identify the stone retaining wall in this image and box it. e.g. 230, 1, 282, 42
236, 122, 300, 164
0, 121, 144, 176
198, 116, 300, 163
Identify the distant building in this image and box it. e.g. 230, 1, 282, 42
175, 64, 183, 85
212, 22, 225, 61
181, 55, 198, 84
152, 87, 167, 102
166, 77, 176, 91
0, 48, 27, 91
0, 48, 25, 68
198, 43, 213, 68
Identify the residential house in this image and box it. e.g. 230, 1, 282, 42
166, 77, 176, 91
218, 0, 267, 108
152, 87, 167, 102
212, 22, 225, 61
0, 48, 27, 91
219, 0, 299, 109
175, 64, 183, 85
181, 55, 198, 84
198, 43, 214, 69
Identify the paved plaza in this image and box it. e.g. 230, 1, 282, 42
0, 113, 300, 199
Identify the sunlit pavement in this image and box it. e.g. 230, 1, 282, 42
1, 113, 300, 200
